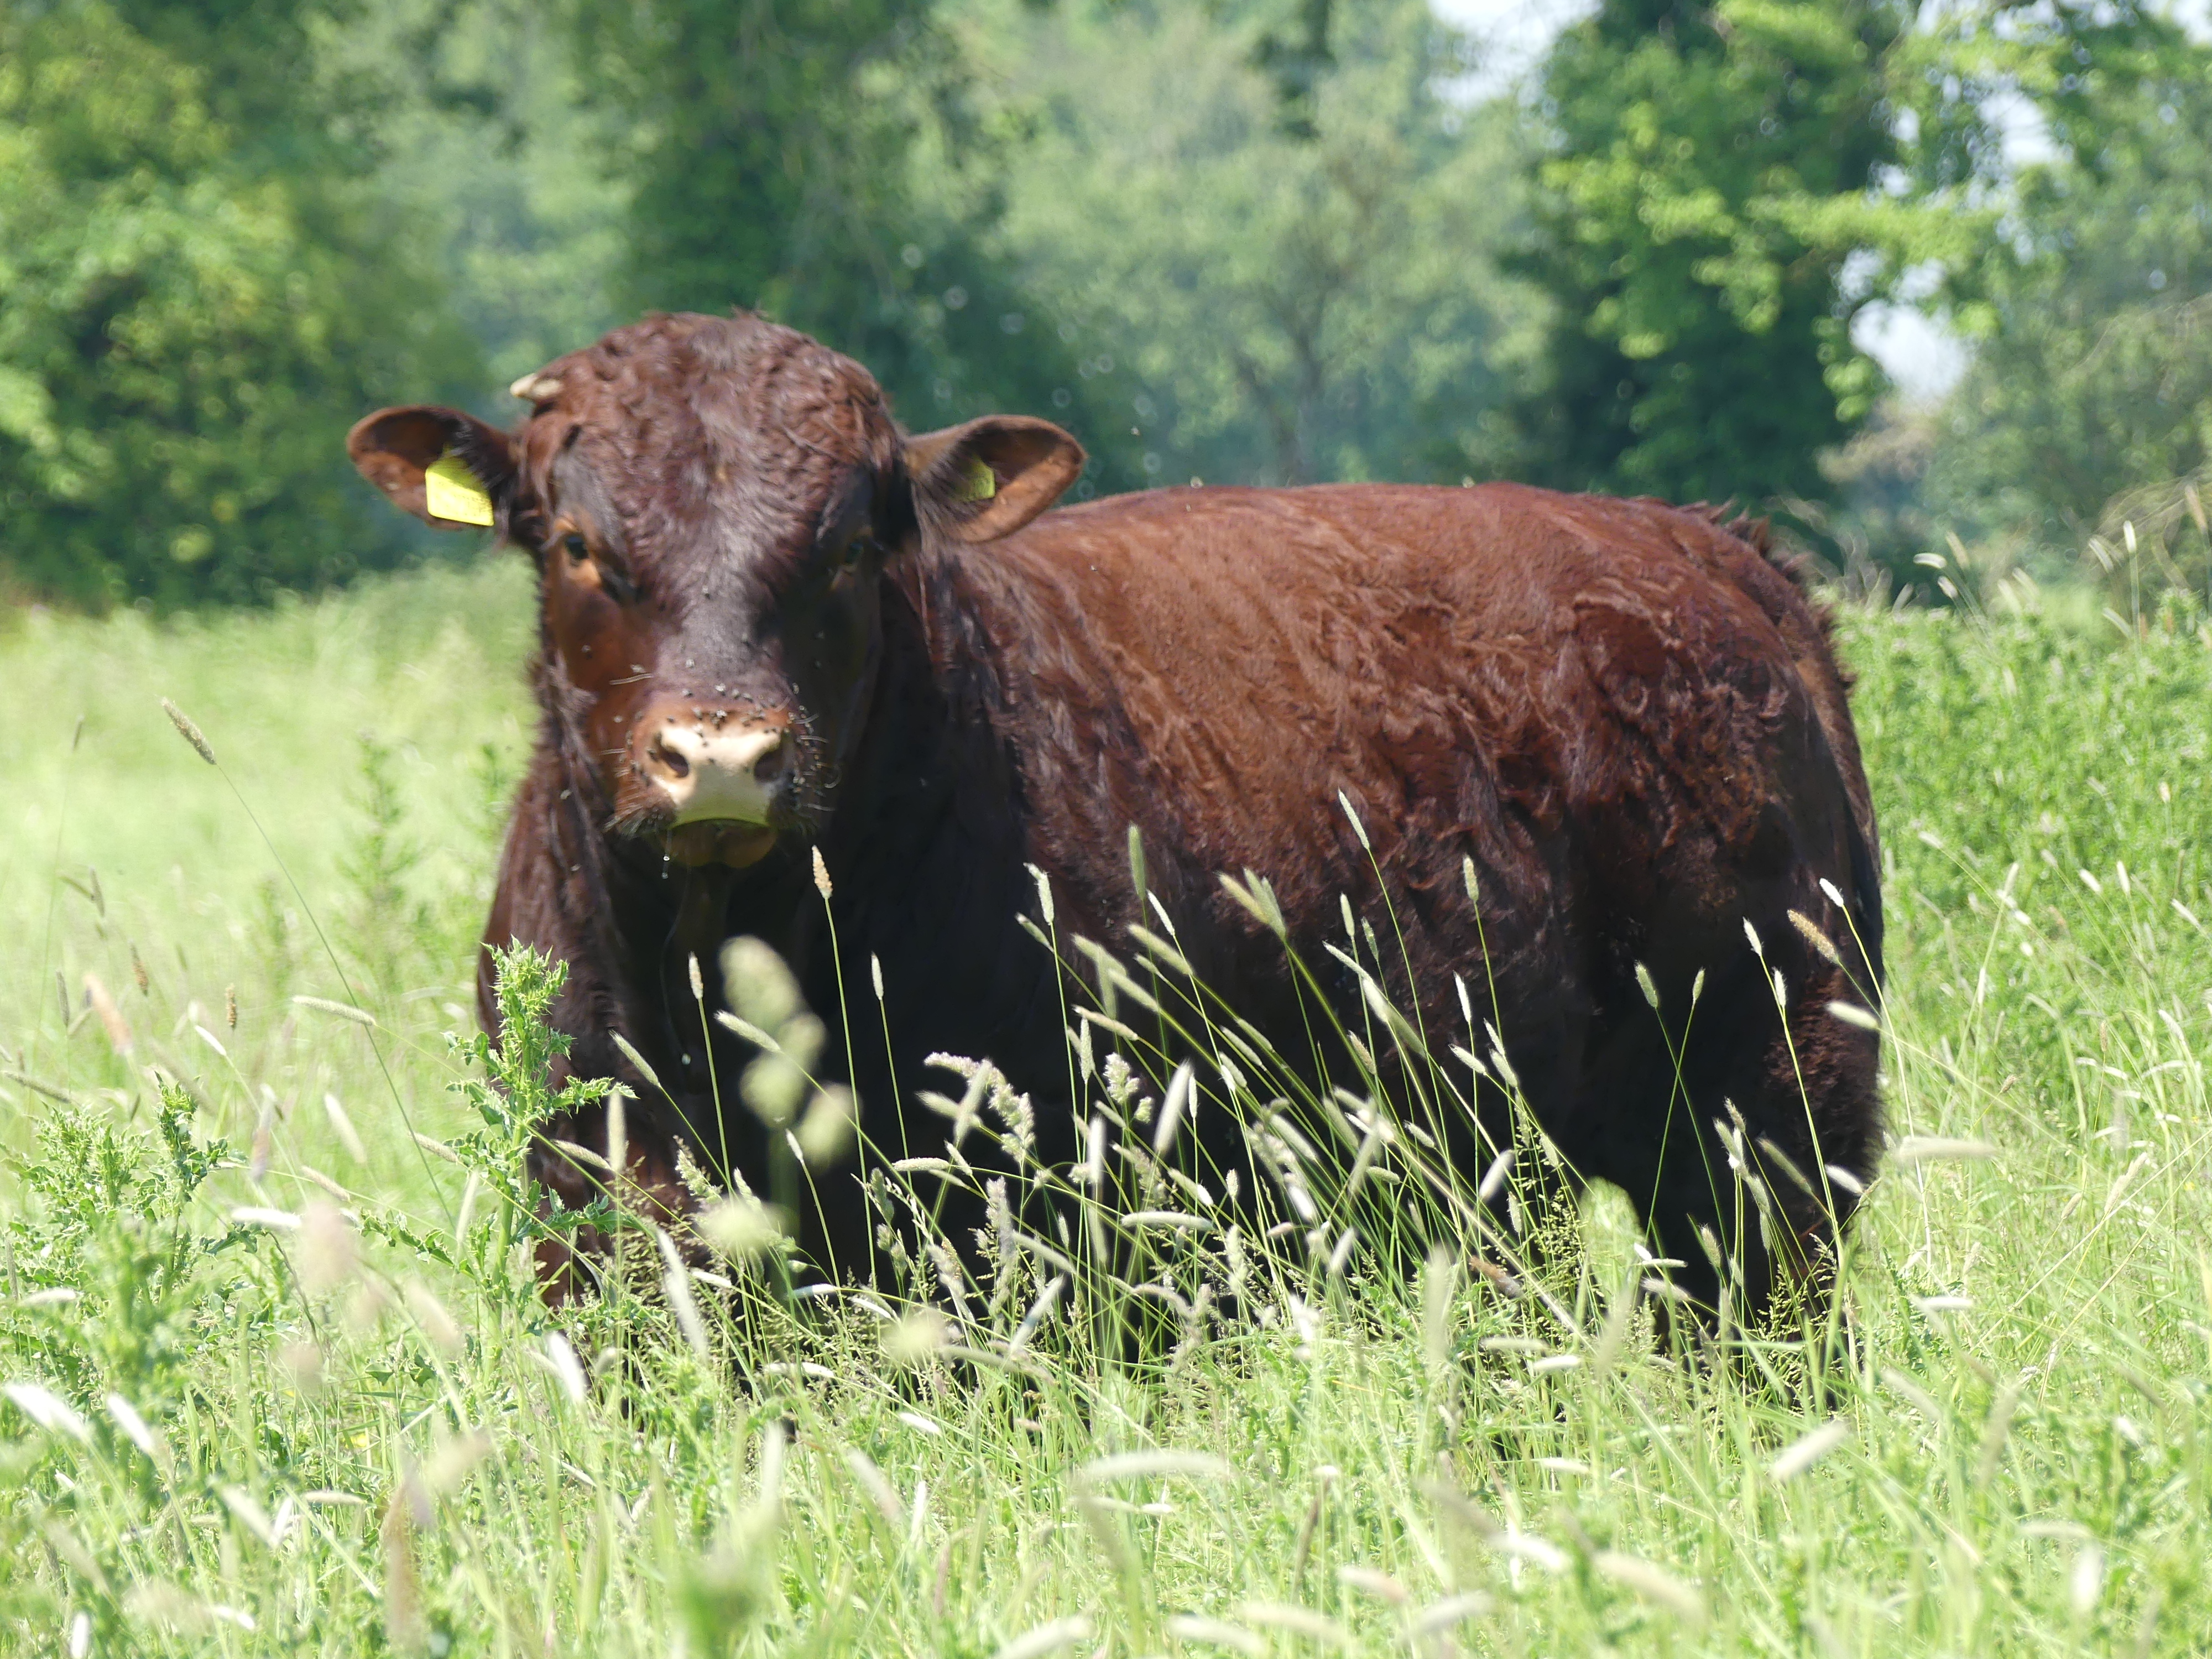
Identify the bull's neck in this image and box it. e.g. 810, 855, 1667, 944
745, 547, 1036, 954
848, 547, 1021, 831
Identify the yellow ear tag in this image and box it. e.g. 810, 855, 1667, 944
424, 451, 495, 526
952, 457, 998, 504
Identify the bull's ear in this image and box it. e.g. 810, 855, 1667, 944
347, 406, 518, 531
904, 416, 1084, 544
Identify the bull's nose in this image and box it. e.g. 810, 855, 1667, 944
640, 715, 785, 825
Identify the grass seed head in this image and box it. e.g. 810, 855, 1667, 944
1240, 1600, 1350, 1642
4, 1382, 90, 1442
604, 1087, 628, 1195
401, 1281, 463, 1355
343, 1281, 389, 1332
2070, 1542, 2105, 1616
1635, 960, 1660, 1010
1153, 1060, 1194, 1156
295, 995, 375, 1026
161, 698, 216, 765
321, 1093, 367, 1164
883, 1307, 950, 1366
1164, 1614, 1264, 1654
656, 1229, 713, 1359
1076, 1448, 1231, 1486
1338, 1563, 1410, 1604
123, 1582, 219, 1635
1413, 1592, 1495, 1635
674, 1142, 723, 1204
742, 1051, 808, 1128
280, 1340, 326, 1392
699, 1196, 785, 1262
423, 1429, 492, 1496
1769, 1418, 1851, 1480
1892, 1135, 1997, 1165
381, 1485, 425, 1652
297, 1201, 357, 1294
1593, 1550, 1706, 1624
1974, 1380, 2023, 1491
611, 1030, 661, 1093
82, 973, 131, 1055
541, 1333, 588, 1404
219, 1484, 277, 1546
103, 1392, 170, 1472
231, 1205, 301, 1231
722, 935, 802, 1032
843, 1447, 904, 1531
1788, 908, 1844, 965
989, 1616, 1093, 1659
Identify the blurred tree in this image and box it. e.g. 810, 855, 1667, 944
1914, 6, 2212, 561
1248, 0, 1337, 139
1506, 0, 1906, 507
926, 0, 1538, 489
0, 1, 479, 609
321, 0, 632, 394
560, 0, 1131, 476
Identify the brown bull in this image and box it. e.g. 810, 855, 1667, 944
348, 310, 1882, 1320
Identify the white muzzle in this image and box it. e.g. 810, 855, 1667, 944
645, 719, 784, 825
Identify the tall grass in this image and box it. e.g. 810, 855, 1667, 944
0, 567, 2208, 1656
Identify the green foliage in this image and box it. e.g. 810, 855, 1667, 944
1918, 7, 2212, 554
1508, 0, 1907, 504
339, 732, 429, 997
3, 562, 2212, 1652
0, 1, 482, 609
337, 730, 504, 1002
10, 0, 2212, 618
320, 0, 633, 390
935, 0, 1537, 489
13, 571, 2212, 1655
0, 1084, 252, 1411
560, 0, 1133, 468
447, 945, 612, 1267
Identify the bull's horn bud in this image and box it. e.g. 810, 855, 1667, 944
508, 373, 564, 402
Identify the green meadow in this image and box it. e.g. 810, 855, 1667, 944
2, 564, 2209, 1657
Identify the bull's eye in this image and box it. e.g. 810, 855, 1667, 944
558, 530, 637, 604
843, 534, 875, 568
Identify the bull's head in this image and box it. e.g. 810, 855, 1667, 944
348, 314, 1083, 867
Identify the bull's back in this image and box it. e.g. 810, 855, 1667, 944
981, 482, 1861, 907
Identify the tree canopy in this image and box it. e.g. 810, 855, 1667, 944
1503, 0, 1907, 506
928, 0, 1538, 490
1921, 4, 2212, 551
4, 0, 2212, 608
0, 1, 477, 608
561, 0, 1136, 479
